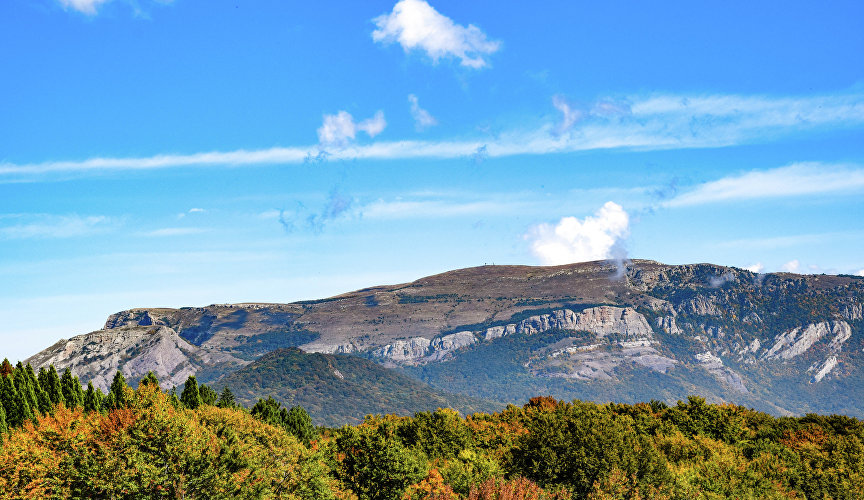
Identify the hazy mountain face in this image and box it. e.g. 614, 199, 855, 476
27, 260, 864, 418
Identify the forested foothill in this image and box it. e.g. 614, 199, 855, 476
1, 358, 863, 499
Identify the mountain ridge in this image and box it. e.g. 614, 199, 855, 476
26, 259, 864, 419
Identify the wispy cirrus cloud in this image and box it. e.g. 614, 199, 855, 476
667, 163, 864, 207
408, 94, 438, 130
0, 214, 113, 239
2, 91, 863, 179
57, 0, 173, 16
372, 0, 500, 68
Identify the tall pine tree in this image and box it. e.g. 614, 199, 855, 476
0, 404, 7, 436
216, 387, 236, 409
139, 371, 159, 388
60, 368, 84, 409
40, 365, 65, 407
13, 363, 38, 418
107, 371, 129, 409
83, 382, 102, 413
27, 364, 51, 415
1, 373, 32, 427
180, 375, 202, 409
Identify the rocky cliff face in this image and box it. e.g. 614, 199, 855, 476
26, 325, 247, 391
25, 260, 864, 417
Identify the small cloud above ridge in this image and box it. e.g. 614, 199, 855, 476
372, 0, 500, 69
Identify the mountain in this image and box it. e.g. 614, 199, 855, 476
218, 347, 499, 426
26, 259, 864, 418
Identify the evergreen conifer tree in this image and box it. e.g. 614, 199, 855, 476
199, 383, 217, 406
216, 387, 236, 409
13, 363, 38, 418
108, 371, 129, 409
180, 375, 202, 409
60, 368, 84, 409
83, 382, 101, 413
285, 405, 316, 444
139, 371, 159, 388
0, 404, 6, 436
41, 365, 64, 407
0, 359, 12, 378
23, 363, 50, 415
2, 373, 32, 426
0, 375, 18, 426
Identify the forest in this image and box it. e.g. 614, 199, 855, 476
1, 358, 863, 499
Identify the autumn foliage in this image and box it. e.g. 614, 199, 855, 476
2, 359, 864, 499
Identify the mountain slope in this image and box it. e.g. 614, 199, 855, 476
216, 348, 500, 426
26, 260, 864, 417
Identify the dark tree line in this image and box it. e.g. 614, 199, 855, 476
0, 358, 314, 446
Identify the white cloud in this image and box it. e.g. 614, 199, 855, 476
317, 110, 387, 148
552, 95, 582, 134
408, 94, 438, 130
0, 214, 111, 239
58, 0, 111, 15
744, 263, 764, 273
855, 269, 864, 277
667, 163, 864, 207
3, 91, 863, 178
528, 202, 629, 265
372, 0, 500, 68
782, 260, 801, 273
358, 111, 387, 138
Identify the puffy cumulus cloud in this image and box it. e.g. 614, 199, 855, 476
372, 0, 500, 68
408, 94, 438, 130
855, 269, 864, 277
317, 110, 387, 148
782, 260, 801, 273
744, 263, 764, 273
58, 0, 111, 15
528, 202, 629, 265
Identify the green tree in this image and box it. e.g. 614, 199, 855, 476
1, 373, 32, 427
250, 396, 282, 427
199, 383, 217, 406
83, 382, 102, 413
139, 371, 159, 388
285, 405, 316, 445
39, 365, 64, 407
402, 408, 472, 460
31, 368, 52, 415
13, 363, 38, 418
180, 375, 202, 409
37, 365, 66, 407
107, 370, 130, 409
0, 404, 6, 436
60, 368, 84, 409
216, 387, 236, 409
335, 419, 427, 500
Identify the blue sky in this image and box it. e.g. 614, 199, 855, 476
1, 0, 863, 360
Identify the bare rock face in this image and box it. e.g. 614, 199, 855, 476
811, 356, 839, 383
26, 325, 246, 392
482, 306, 653, 342
695, 351, 748, 393
656, 316, 682, 335
843, 303, 863, 321
373, 337, 432, 362
762, 321, 852, 360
